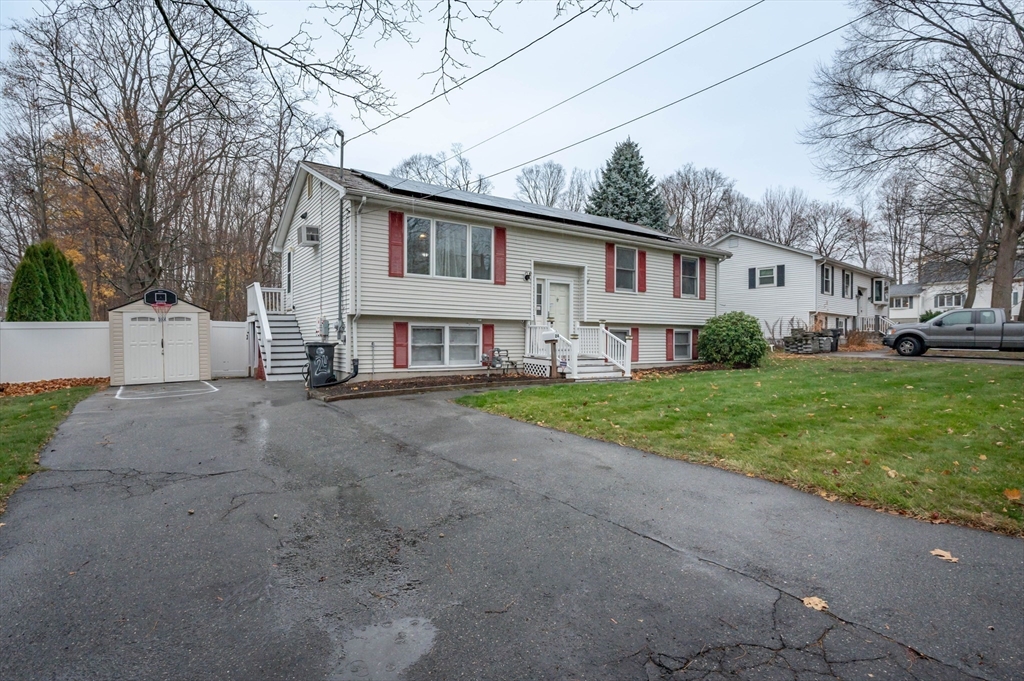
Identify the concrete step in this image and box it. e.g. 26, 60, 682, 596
574, 375, 631, 383
269, 358, 309, 368
265, 372, 304, 381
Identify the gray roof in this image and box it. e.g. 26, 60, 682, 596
303, 162, 729, 255
889, 283, 923, 296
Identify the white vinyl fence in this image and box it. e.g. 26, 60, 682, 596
1, 320, 251, 384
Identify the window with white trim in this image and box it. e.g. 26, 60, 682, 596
934, 293, 964, 308
616, 246, 636, 292
610, 329, 629, 344
890, 296, 913, 309
758, 267, 775, 287
842, 271, 852, 298
405, 216, 493, 281
822, 266, 833, 295
1014, 290, 1020, 307
410, 325, 481, 367
673, 329, 691, 360
680, 257, 698, 296
872, 279, 889, 303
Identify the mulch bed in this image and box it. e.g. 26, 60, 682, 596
312, 372, 566, 401
0, 377, 109, 398
631, 363, 732, 380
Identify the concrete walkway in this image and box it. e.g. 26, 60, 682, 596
0, 380, 1020, 680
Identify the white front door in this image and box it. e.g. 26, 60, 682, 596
124, 314, 164, 385
163, 314, 201, 382
548, 282, 572, 338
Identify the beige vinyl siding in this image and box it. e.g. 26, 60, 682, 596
356, 199, 720, 326
198, 315, 211, 381
717, 237, 816, 336
352, 315, 524, 381
109, 311, 125, 386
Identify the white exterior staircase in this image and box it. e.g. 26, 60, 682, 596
247, 283, 306, 382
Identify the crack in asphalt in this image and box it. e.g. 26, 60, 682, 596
22, 468, 249, 498
328, 404, 992, 681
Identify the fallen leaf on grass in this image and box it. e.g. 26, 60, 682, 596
802, 596, 828, 611
886, 470, 898, 478
930, 549, 958, 563
1004, 489, 1021, 501
979, 455, 987, 460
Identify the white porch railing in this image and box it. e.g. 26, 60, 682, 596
525, 320, 631, 379
601, 326, 631, 377
261, 287, 285, 313
576, 324, 602, 357
879, 316, 897, 331
246, 282, 273, 374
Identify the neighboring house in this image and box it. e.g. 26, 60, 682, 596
247, 163, 730, 381
709, 232, 893, 339
888, 260, 1024, 324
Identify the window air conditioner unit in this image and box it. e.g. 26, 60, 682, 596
298, 224, 320, 247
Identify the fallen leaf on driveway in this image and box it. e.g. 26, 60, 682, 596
930, 549, 958, 563
802, 597, 828, 611
1004, 489, 1021, 501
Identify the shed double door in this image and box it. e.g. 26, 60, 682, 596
124, 313, 200, 385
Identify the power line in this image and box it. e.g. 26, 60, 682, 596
456, 0, 767, 160
354, 1, 767, 203
360, 10, 873, 219
347, 1, 604, 144
475, 11, 872, 187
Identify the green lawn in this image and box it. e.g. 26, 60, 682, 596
0, 386, 100, 513
458, 358, 1024, 534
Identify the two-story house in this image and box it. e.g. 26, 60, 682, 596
709, 232, 892, 339
247, 163, 730, 381
888, 261, 1024, 324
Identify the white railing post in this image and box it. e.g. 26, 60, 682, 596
624, 332, 633, 378
569, 333, 579, 380
250, 282, 273, 375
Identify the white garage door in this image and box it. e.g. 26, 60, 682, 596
123, 313, 200, 385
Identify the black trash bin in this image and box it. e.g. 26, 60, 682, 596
305, 342, 337, 387
827, 329, 842, 352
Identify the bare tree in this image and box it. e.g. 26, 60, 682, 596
390, 143, 492, 193
805, 0, 1024, 315
515, 161, 566, 206
877, 172, 919, 284
760, 186, 809, 247
558, 167, 597, 212
717, 190, 763, 237
806, 199, 854, 260
847, 193, 878, 270
659, 164, 735, 244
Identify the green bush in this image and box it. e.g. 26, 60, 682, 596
6, 242, 90, 321
919, 310, 941, 322
697, 311, 770, 367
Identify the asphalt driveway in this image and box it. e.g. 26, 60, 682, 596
1, 379, 1021, 680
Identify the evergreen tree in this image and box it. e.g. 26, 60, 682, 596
5, 242, 91, 321
585, 138, 668, 231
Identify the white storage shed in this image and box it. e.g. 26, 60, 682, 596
108, 294, 212, 386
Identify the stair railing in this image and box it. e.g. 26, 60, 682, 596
247, 282, 273, 374
601, 326, 631, 377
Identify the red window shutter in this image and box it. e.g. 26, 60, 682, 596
673, 253, 681, 298
482, 324, 495, 365
393, 322, 409, 368
691, 329, 699, 360
699, 257, 707, 300
666, 328, 674, 361
631, 327, 639, 363
388, 211, 404, 277
638, 251, 647, 292
605, 243, 615, 292
494, 227, 506, 285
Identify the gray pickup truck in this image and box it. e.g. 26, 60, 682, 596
883, 308, 1024, 356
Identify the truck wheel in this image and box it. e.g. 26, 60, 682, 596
895, 336, 923, 357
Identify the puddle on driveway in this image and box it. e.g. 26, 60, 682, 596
332, 618, 436, 680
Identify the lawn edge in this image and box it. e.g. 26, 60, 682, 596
460, 402, 1024, 539
0, 385, 102, 516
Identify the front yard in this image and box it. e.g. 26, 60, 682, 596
0, 385, 101, 513
458, 357, 1024, 534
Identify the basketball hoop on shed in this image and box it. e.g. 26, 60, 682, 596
143, 289, 178, 323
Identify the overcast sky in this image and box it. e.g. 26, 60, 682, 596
0, 0, 857, 203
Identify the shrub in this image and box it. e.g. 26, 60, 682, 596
6, 242, 91, 321
697, 311, 770, 367
919, 310, 941, 322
